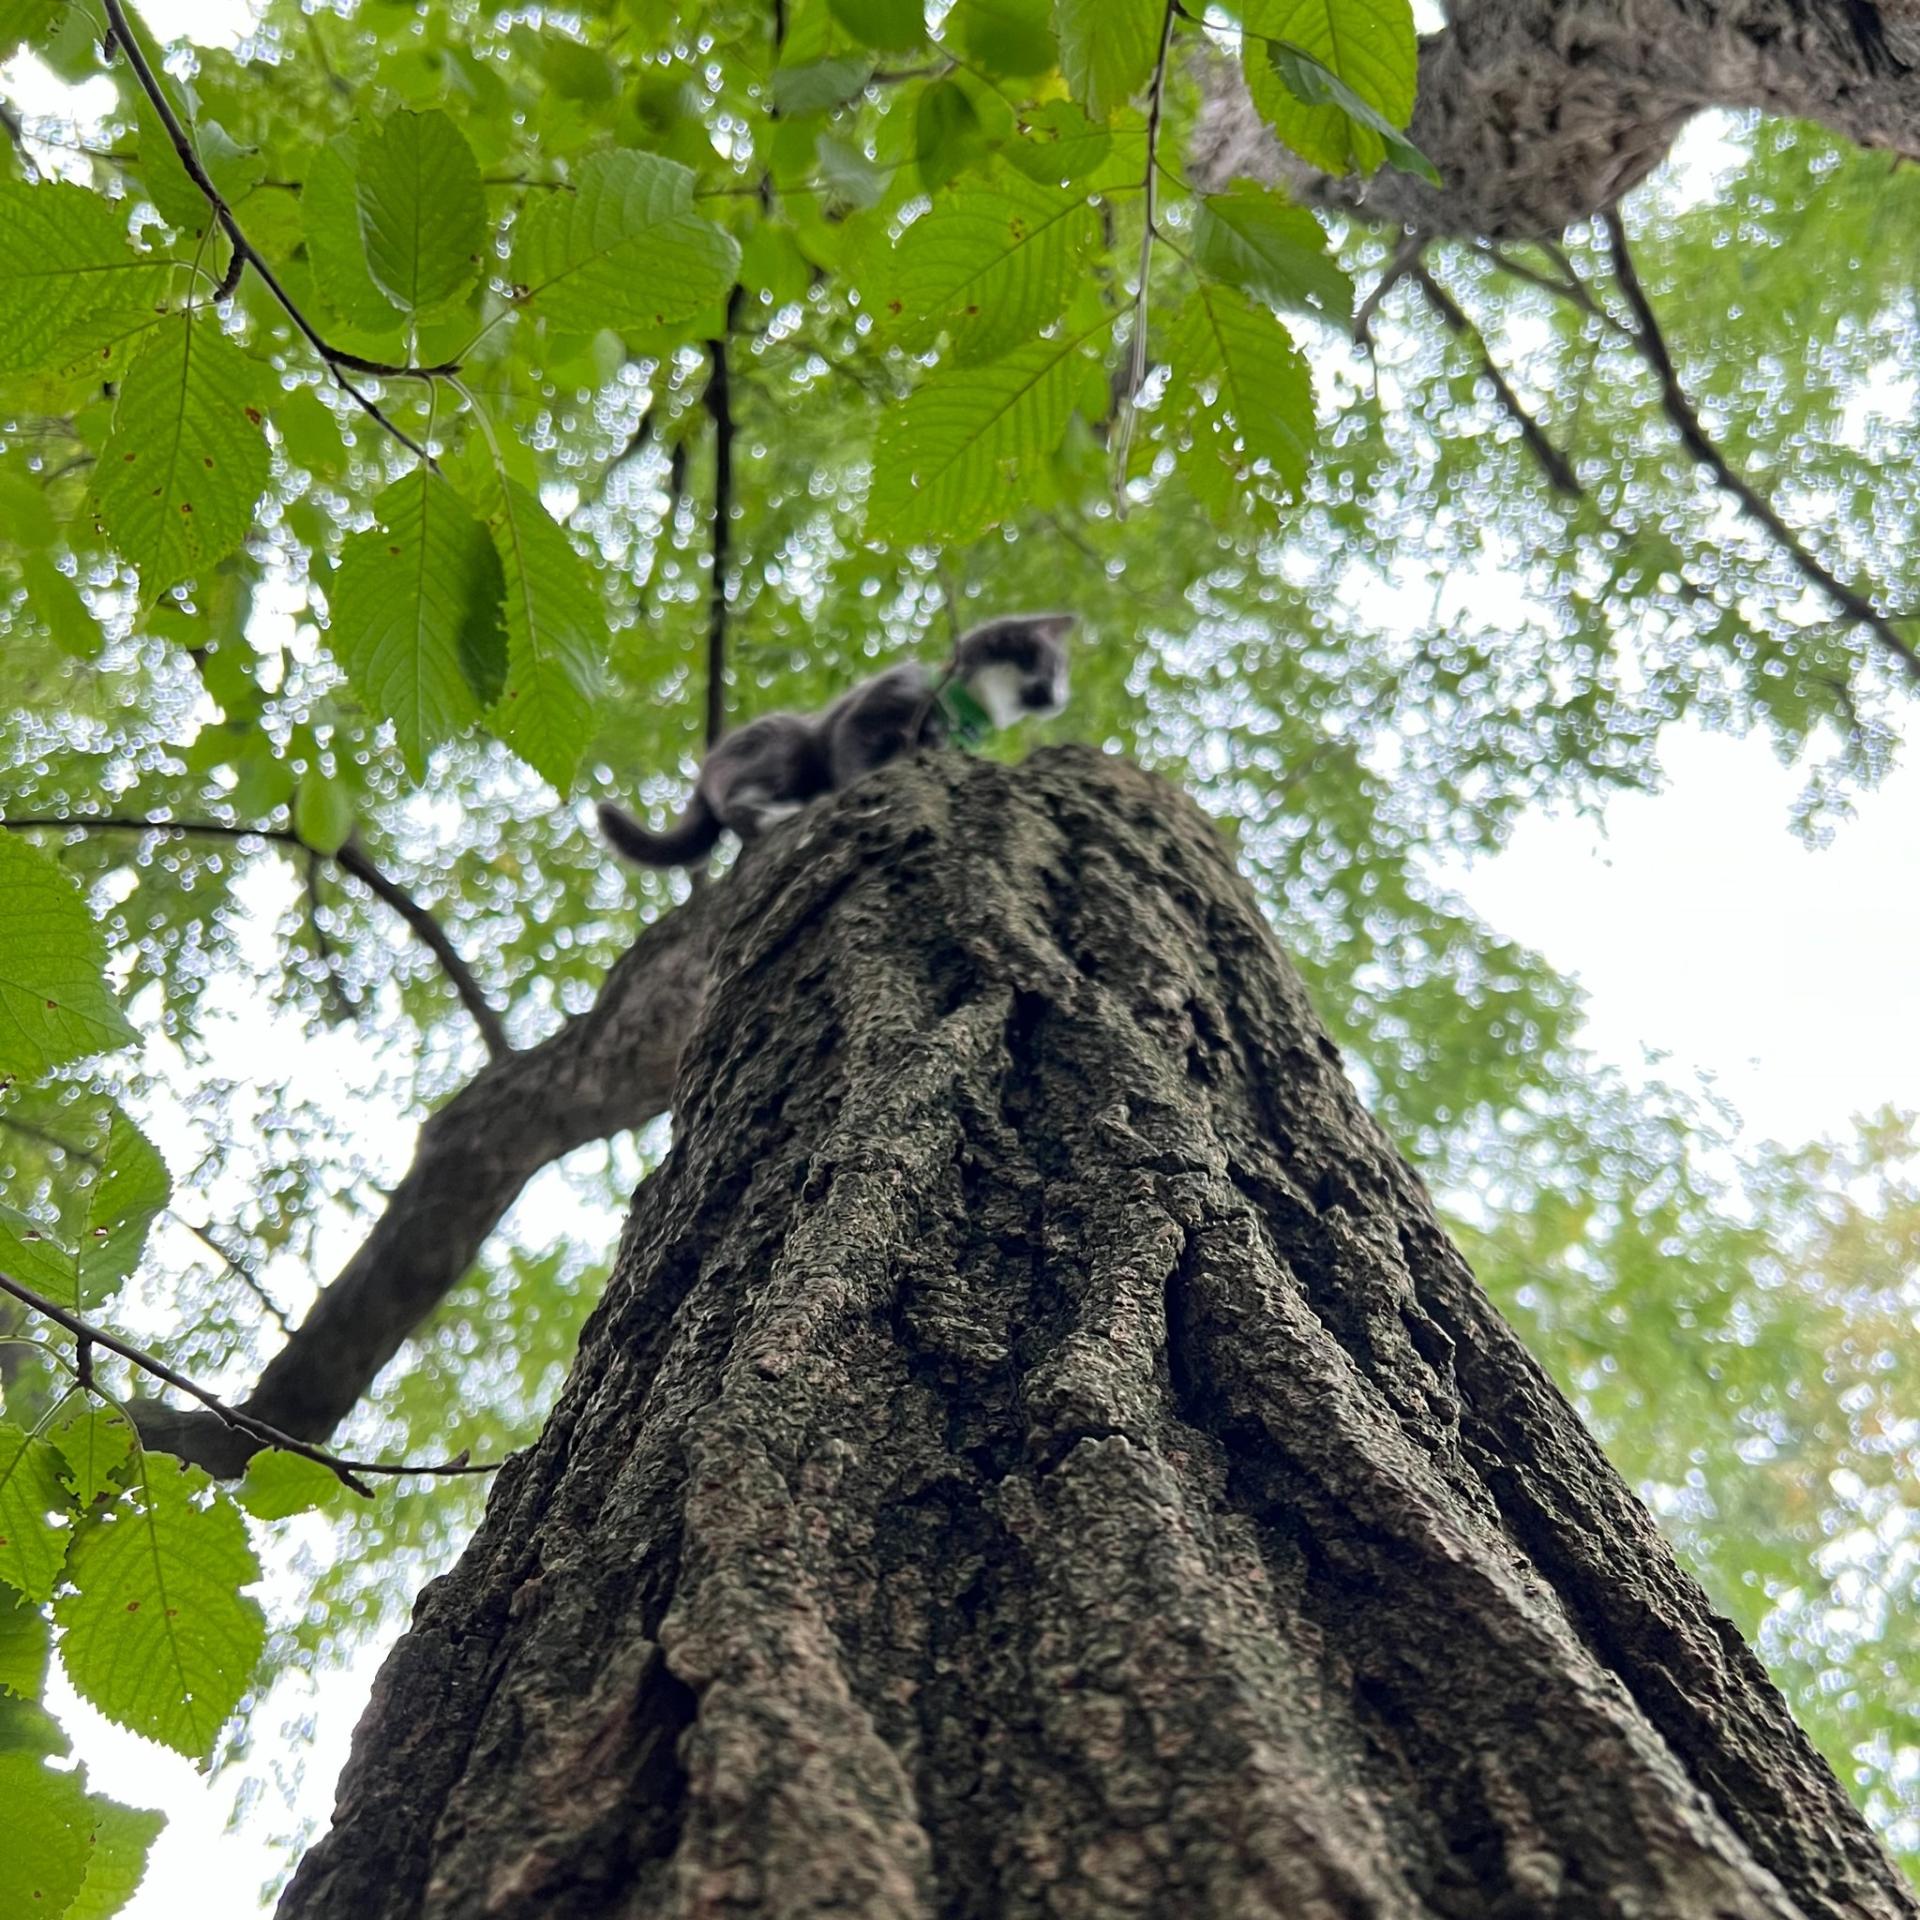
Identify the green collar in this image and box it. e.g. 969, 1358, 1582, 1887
936, 679, 994, 749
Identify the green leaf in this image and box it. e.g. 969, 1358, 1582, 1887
65, 1796, 166, 1920
867, 321, 1106, 541
488, 480, 604, 790
875, 173, 1098, 364
770, 54, 874, 115
1168, 282, 1316, 514
329, 468, 508, 781
1265, 38, 1439, 183
0, 1692, 68, 1758
236, 1449, 349, 1521
1004, 100, 1113, 187
0, 835, 138, 1080
828, 0, 924, 48
0, 1205, 78, 1303
302, 135, 408, 331
354, 109, 487, 313
0, 182, 174, 379
88, 315, 271, 597
135, 104, 262, 238
0, 1423, 72, 1604
78, 1105, 169, 1307
1241, 0, 1417, 176
0, 0, 63, 54
512, 150, 740, 337
1054, 0, 1163, 121
294, 770, 356, 857
913, 78, 987, 192
19, 554, 100, 660
1191, 185, 1353, 321
55, 1458, 266, 1760
943, 0, 1056, 76
0, 1590, 49, 1696
49, 1403, 136, 1509
0, 1753, 91, 1920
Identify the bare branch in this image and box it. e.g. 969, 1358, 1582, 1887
3, 817, 511, 1059
98, 0, 453, 465
1352, 232, 1424, 352
1607, 218, 1920, 685
1413, 261, 1585, 499
0, 1267, 501, 1495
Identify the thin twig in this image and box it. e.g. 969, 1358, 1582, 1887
1471, 240, 1629, 337
2, 816, 511, 1058
1110, 0, 1180, 507
1413, 261, 1583, 499
1607, 217, 1919, 683
0, 1268, 499, 1496
703, 286, 745, 748
98, 0, 451, 464
1352, 232, 1424, 351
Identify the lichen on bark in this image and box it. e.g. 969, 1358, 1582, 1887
278, 747, 1914, 1920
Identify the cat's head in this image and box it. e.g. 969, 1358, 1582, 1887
955, 612, 1075, 727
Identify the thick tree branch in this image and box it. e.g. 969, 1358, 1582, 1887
99, 0, 452, 463
0, 1268, 497, 1496
3, 816, 511, 1059
128, 874, 729, 1478
1608, 219, 1920, 684
1190, 1, 1920, 240
1413, 261, 1584, 498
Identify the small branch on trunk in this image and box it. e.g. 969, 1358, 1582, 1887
1413, 261, 1584, 499
99, 0, 453, 464
1608, 218, 1920, 685
0, 1268, 501, 1497
3, 816, 511, 1059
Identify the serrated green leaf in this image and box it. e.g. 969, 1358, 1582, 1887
868, 321, 1106, 541
913, 77, 986, 192
1054, 0, 1163, 121
1266, 37, 1439, 182
0, 1423, 72, 1604
19, 554, 101, 660
293, 770, 355, 855
1168, 281, 1316, 515
66, 1795, 166, 1920
49, 1403, 135, 1509
943, 0, 1055, 75
354, 109, 486, 313
828, 0, 923, 47
0, 836, 138, 1080
56, 1458, 265, 1760
302, 136, 408, 332
0, 1204, 78, 1303
0, 1691, 68, 1757
0, 1752, 91, 1919
0, 182, 174, 379
79, 1106, 169, 1307
488, 481, 603, 790
1191, 185, 1353, 321
329, 468, 507, 781
88, 315, 271, 596
1005, 100, 1113, 187
512, 150, 740, 336
876, 174, 1097, 364
236, 1449, 349, 1521
1242, 0, 1416, 176
0, 1590, 49, 1696
771, 54, 874, 115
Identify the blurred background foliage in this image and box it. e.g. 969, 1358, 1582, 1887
1, 0, 1916, 1877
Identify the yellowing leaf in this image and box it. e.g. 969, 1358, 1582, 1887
0, 835, 137, 1080
0, 1423, 72, 1604
511, 150, 740, 337
488, 481, 604, 790
56, 1458, 265, 1760
89, 315, 271, 596
354, 109, 486, 313
1242, 0, 1416, 176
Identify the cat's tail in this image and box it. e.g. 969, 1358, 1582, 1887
597, 792, 723, 867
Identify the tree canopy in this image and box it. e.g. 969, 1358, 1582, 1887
1, 0, 1916, 1908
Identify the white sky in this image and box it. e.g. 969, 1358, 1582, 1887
6, 8, 1919, 1915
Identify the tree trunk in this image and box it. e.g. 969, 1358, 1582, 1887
275, 747, 1913, 1920
1193, 0, 1920, 240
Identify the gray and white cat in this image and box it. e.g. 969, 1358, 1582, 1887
598, 612, 1074, 868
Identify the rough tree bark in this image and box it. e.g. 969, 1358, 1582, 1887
277, 747, 1912, 1920
1194, 0, 1920, 239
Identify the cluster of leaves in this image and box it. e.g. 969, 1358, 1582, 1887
0, 0, 1916, 1900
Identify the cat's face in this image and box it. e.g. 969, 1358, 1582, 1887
959, 613, 1075, 727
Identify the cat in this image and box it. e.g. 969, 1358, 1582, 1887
598, 612, 1075, 868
